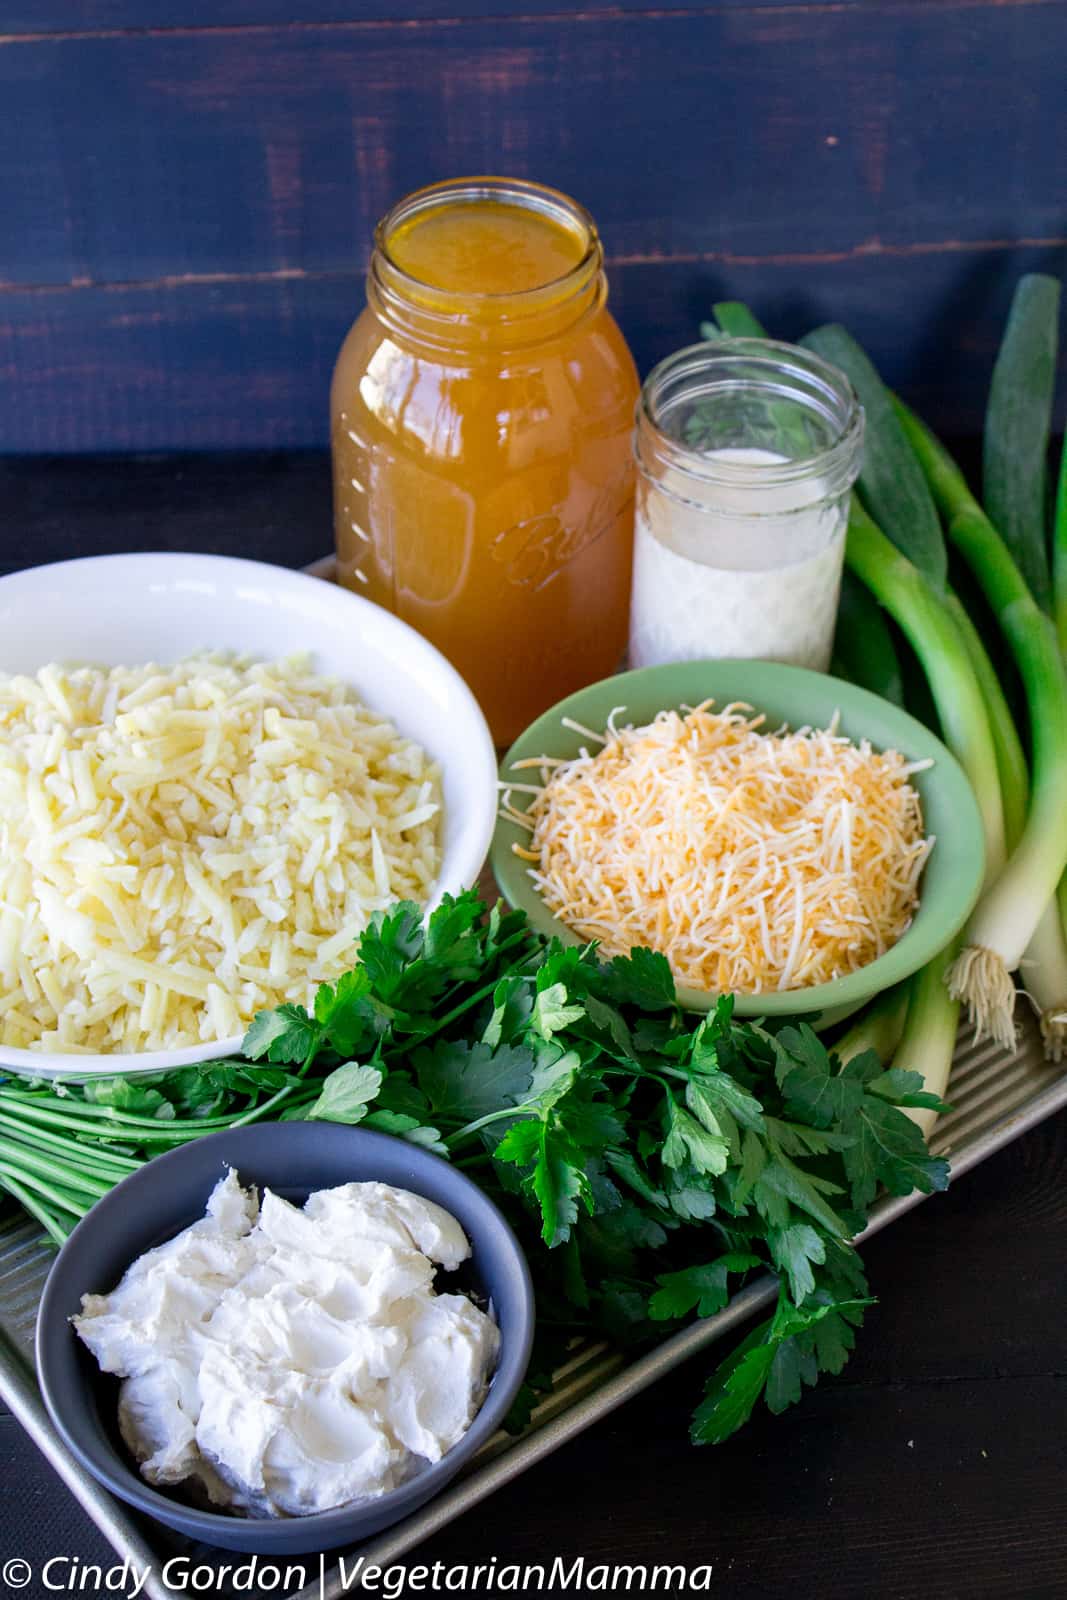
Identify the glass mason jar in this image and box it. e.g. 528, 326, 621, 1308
331, 177, 639, 746
628, 339, 864, 672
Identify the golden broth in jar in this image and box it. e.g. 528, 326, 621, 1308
331, 178, 639, 745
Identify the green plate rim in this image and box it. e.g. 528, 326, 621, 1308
490, 659, 986, 1018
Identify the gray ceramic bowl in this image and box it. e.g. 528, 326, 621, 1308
36, 1123, 535, 1554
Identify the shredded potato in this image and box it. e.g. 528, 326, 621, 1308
0, 653, 442, 1053
502, 701, 932, 994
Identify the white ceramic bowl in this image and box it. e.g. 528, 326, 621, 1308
0, 553, 496, 1078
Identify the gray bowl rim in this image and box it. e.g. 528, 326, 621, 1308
35, 1122, 535, 1544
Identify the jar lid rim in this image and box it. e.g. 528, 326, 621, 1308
635, 338, 865, 494
374, 176, 601, 308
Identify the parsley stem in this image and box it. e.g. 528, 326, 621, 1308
224, 1084, 310, 1127
446, 1106, 531, 1147
404, 935, 540, 1051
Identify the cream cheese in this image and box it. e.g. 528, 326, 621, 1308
73, 1172, 500, 1518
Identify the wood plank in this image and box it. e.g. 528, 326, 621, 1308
0, 1, 935, 38
2, 248, 1065, 453
2, 6, 1066, 289
0, 451, 333, 573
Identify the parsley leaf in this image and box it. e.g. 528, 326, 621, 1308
865, 1066, 950, 1112
312, 967, 394, 1057
774, 1025, 864, 1127
416, 1040, 534, 1123
494, 1117, 592, 1247
596, 947, 676, 1010
305, 1062, 383, 1124
767, 1222, 826, 1303
15, 886, 954, 1456
243, 1003, 320, 1065
843, 1095, 951, 1208
356, 902, 425, 1000
362, 1109, 448, 1156
531, 982, 586, 1041
662, 1096, 731, 1177
692, 1288, 874, 1444
649, 1252, 761, 1320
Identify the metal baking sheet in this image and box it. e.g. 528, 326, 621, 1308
3, 1008, 1063, 1599
4, 555, 1064, 1593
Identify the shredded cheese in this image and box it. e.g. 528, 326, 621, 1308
504, 701, 932, 994
0, 653, 442, 1054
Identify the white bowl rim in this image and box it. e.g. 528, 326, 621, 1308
0, 551, 497, 1078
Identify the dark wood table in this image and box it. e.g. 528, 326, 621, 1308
2, 454, 1065, 1600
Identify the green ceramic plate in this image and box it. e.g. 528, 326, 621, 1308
491, 659, 985, 1024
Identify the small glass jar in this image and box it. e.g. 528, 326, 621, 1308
331, 177, 639, 746
628, 339, 864, 672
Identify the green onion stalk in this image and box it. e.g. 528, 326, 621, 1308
896, 939, 961, 1139
707, 303, 975, 1121
845, 498, 1006, 883
1018, 902, 1067, 1061
1055, 432, 1067, 658
945, 593, 1029, 856
1027, 434, 1067, 1056
844, 499, 1005, 1118
897, 598, 1028, 1096
833, 982, 910, 1066
982, 274, 1060, 614
0, 1078, 315, 1244
952, 581, 1067, 1056
895, 400, 1067, 1051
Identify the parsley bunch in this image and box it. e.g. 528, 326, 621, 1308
0, 890, 950, 1444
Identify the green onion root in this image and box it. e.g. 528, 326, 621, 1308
945, 945, 1018, 1053
1020, 900, 1067, 1062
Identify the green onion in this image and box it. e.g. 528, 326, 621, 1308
0, 1172, 71, 1248
0, 1135, 112, 1201
894, 400, 1067, 1048
894, 940, 961, 1141
945, 592, 1029, 852
832, 571, 905, 708
0, 1162, 91, 1220
845, 497, 1005, 880
1020, 901, 1067, 1061
1054, 431, 1067, 656
802, 325, 947, 591
833, 982, 910, 1066
709, 302, 770, 340
983, 274, 1060, 613
0, 1114, 141, 1178
0, 1078, 315, 1236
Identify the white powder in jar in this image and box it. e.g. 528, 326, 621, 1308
628, 446, 847, 672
